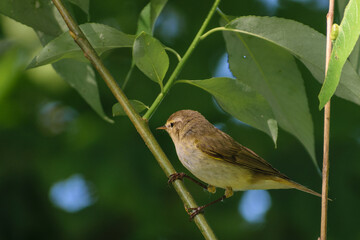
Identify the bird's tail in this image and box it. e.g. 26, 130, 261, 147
287, 179, 332, 201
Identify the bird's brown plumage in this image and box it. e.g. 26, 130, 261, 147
162, 110, 322, 197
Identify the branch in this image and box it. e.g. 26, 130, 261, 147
320, 0, 334, 239
142, 0, 221, 120
51, 0, 217, 239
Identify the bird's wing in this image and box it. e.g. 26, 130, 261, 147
195, 129, 289, 179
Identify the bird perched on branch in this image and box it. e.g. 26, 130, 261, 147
158, 110, 322, 219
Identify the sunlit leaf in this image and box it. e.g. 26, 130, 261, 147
318, 0, 360, 109
112, 100, 149, 117
28, 23, 135, 68
225, 16, 360, 106
133, 32, 169, 86
223, 32, 317, 168
137, 0, 168, 35
180, 77, 278, 144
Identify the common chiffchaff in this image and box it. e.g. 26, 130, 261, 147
158, 110, 321, 218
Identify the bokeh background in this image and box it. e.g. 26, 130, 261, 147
1, 0, 359, 239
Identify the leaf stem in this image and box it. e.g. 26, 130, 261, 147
51, 0, 217, 239
121, 61, 135, 90
142, 0, 222, 120
320, 0, 334, 239
164, 46, 182, 62
215, 8, 229, 21
200, 27, 226, 40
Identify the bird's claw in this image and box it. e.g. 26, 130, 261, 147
168, 172, 185, 184
185, 206, 204, 220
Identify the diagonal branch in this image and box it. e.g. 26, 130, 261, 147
51, 0, 217, 239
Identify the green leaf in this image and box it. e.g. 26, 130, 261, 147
67, 0, 89, 16
137, 0, 168, 35
318, 0, 360, 109
0, 0, 63, 37
133, 32, 169, 86
180, 78, 278, 144
28, 23, 135, 68
53, 59, 113, 123
225, 16, 360, 106
223, 32, 317, 169
150, 0, 168, 30
137, 4, 151, 35
340, 0, 360, 75
349, 38, 360, 75
112, 100, 149, 117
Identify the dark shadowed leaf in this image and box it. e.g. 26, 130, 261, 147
28, 23, 135, 68
0, 0, 63, 36
30, 28, 112, 123
180, 77, 278, 144
349, 39, 360, 75
318, 0, 360, 109
67, 0, 89, 16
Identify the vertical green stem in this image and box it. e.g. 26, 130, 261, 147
142, 0, 222, 120
51, 0, 218, 239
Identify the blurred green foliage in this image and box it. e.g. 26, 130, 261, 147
1, 0, 360, 239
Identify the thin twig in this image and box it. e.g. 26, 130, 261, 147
51, 0, 217, 239
142, 0, 221, 120
320, 0, 334, 239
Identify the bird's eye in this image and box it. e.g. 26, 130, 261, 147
170, 122, 174, 128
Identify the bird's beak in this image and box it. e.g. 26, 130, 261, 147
156, 126, 166, 130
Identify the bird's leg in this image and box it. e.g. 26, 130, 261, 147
187, 187, 233, 220
168, 172, 208, 190
207, 185, 216, 194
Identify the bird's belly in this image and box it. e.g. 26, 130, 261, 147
175, 144, 290, 191
175, 144, 253, 190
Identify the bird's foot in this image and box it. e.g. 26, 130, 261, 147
185, 205, 205, 220
168, 172, 186, 184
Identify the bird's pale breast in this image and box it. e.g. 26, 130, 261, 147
174, 138, 291, 191
174, 139, 252, 190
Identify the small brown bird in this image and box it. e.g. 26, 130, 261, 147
158, 110, 321, 219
